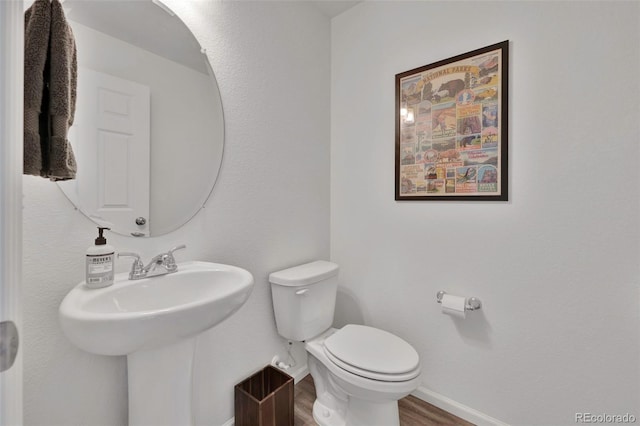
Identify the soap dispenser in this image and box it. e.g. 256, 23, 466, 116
85, 227, 115, 289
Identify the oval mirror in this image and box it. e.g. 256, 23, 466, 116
56, 0, 224, 237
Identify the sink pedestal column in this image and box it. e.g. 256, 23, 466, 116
127, 337, 196, 426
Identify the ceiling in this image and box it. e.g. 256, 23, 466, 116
310, 1, 361, 18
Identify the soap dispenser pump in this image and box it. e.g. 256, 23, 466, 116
85, 227, 115, 289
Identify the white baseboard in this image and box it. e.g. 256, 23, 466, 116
411, 386, 509, 426
288, 364, 310, 383
220, 418, 234, 426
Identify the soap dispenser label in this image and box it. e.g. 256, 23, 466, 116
86, 253, 114, 287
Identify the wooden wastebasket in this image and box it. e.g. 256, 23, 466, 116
234, 365, 294, 426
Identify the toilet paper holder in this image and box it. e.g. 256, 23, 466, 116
436, 291, 482, 311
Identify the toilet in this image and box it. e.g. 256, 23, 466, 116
269, 260, 421, 426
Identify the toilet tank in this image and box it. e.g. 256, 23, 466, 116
269, 260, 339, 341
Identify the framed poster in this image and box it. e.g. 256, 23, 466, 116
395, 41, 508, 201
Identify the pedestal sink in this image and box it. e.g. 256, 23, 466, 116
59, 261, 254, 426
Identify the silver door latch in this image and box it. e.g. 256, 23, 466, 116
0, 321, 19, 373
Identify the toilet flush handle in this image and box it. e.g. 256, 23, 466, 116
295, 288, 309, 296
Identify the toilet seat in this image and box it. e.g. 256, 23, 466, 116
323, 325, 420, 382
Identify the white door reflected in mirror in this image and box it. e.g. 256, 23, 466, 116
60, 69, 151, 237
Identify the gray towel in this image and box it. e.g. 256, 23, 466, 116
23, 0, 49, 177
24, 0, 77, 181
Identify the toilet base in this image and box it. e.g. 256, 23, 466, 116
312, 392, 401, 426
344, 398, 400, 426
313, 399, 345, 426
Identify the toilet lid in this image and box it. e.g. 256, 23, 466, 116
323, 325, 420, 380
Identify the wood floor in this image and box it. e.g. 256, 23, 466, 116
294, 374, 475, 426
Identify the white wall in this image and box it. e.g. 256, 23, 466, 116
331, 2, 639, 425
23, 1, 330, 425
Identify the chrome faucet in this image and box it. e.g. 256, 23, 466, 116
119, 245, 186, 280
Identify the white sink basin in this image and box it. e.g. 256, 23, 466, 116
59, 261, 254, 356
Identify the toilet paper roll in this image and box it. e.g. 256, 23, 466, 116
441, 294, 466, 319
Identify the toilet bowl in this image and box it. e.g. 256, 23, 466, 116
306, 327, 421, 426
269, 261, 422, 426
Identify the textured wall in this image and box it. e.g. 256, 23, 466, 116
23, 2, 330, 425
331, 2, 639, 425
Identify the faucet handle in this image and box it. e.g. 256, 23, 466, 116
164, 245, 186, 271
118, 252, 144, 279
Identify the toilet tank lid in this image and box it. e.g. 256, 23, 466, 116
269, 260, 339, 287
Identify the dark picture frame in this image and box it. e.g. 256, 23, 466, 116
395, 41, 509, 201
